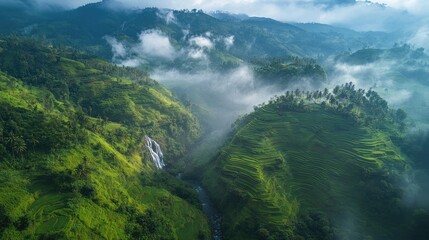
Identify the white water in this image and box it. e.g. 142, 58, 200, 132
145, 135, 166, 169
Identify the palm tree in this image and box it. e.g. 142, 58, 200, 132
13, 137, 27, 157
29, 135, 39, 152
5, 132, 17, 147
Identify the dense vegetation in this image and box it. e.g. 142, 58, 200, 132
0, 38, 210, 239
252, 57, 327, 88
203, 85, 419, 239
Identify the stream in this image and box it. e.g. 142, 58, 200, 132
193, 183, 222, 240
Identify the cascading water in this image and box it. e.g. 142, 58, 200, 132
145, 135, 166, 169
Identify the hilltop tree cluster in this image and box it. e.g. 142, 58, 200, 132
249, 82, 407, 132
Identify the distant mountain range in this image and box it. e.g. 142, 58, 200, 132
0, 0, 398, 63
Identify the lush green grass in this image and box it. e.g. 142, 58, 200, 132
0, 39, 210, 239
204, 103, 407, 239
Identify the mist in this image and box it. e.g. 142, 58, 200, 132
104, 25, 429, 134
152, 66, 281, 131
325, 54, 429, 130
105, 29, 324, 133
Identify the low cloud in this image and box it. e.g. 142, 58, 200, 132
105, 29, 177, 66
106, 29, 235, 63
104, 36, 127, 59
136, 30, 177, 60
187, 48, 207, 60
373, 0, 429, 16
223, 36, 235, 50
409, 26, 429, 50
185, 35, 215, 60
189, 36, 214, 49
329, 61, 413, 105
327, 57, 429, 129
156, 9, 177, 25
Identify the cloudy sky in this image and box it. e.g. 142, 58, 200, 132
4, 0, 429, 31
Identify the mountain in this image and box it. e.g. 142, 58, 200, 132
2, 1, 398, 64
0, 38, 210, 239
202, 84, 418, 239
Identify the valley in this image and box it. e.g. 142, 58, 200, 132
1, 1, 429, 240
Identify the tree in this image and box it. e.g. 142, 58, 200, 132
323, 88, 329, 96
333, 86, 340, 95
75, 156, 91, 179
5, 131, 16, 147
29, 134, 39, 152
13, 137, 27, 157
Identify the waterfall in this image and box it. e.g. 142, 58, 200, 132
145, 135, 166, 169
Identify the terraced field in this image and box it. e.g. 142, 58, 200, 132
204, 104, 406, 239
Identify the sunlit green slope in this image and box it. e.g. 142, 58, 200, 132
204, 85, 410, 240
0, 38, 210, 239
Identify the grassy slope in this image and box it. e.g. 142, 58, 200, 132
204, 103, 407, 239
0, 39, 210, 239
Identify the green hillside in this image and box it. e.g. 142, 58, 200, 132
203, 84, 412, 239
0, 38, 210, 239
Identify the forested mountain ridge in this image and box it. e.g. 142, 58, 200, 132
0, 38, 210, 239
0, 0, 395, 63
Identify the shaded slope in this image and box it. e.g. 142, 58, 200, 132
204, 86, 410, 240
